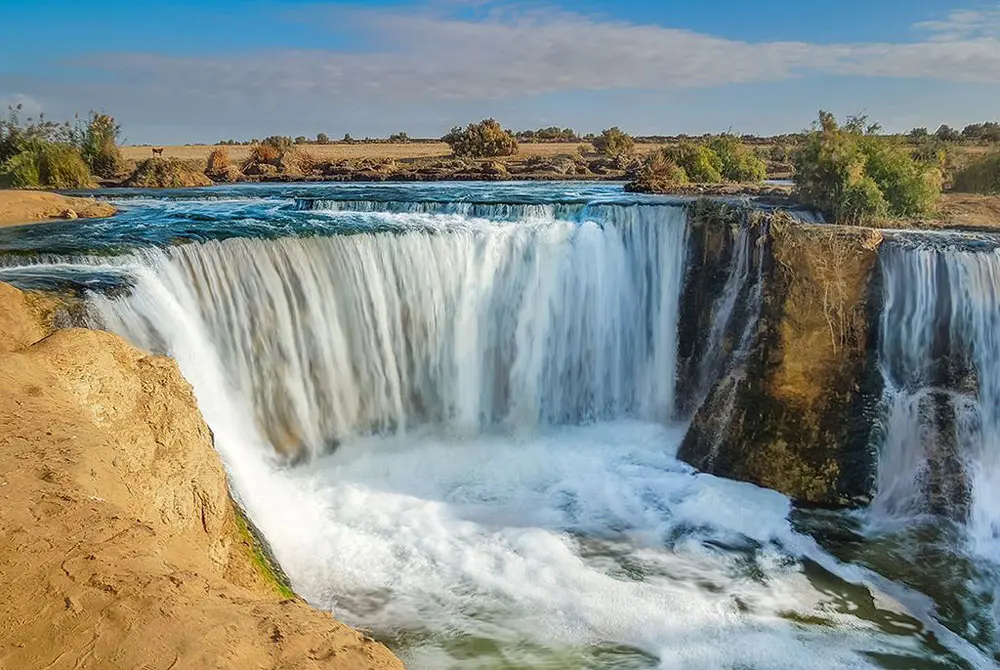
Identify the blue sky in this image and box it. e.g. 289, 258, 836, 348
2, 0, 999, 143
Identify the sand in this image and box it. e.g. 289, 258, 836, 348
0, 190, 117, 227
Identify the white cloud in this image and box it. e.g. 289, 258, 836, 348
915, 7, 1000, 41
8, 2, 999, 140
71, 2, 1000, 107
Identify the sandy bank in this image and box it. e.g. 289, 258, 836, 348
0, 190, 117, 227
0, 282, 402, 670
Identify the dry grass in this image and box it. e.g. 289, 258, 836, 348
123, 142, 663, 163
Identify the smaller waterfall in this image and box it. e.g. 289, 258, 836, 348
677, 222, 766, 468
874, 241, 1000, 556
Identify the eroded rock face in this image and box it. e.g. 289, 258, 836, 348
0, 282, 402, 670
678, 210, 884, 506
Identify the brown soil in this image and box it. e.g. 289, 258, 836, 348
0, 282, 402, 670
0, 190, 117, 227
933, 192, 1000, 230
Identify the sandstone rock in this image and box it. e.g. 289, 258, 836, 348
0, 282, 402, 669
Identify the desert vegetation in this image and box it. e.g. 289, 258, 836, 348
794, 112, 942, 224
626, 134, 766, 192
953, 152, 1000, 195
0, 106, 131, 188
443, 119, 519, 158
592, 127, 635, 159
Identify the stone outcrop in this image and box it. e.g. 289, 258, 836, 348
678, 205, 884, 506
0, 282, 402, 670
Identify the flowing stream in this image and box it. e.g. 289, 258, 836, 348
1, 183, 998, 669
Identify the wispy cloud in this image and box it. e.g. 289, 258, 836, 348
74, 3, 1000, 104
915, 7, 1000, 41
5, 2, 999, 140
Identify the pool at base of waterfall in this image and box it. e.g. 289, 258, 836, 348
0, 182, 998, 669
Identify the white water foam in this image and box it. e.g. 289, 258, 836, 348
79, 207, 987, 668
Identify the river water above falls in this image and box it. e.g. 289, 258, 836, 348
1, 182, 998, 669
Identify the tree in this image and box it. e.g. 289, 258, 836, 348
389, 132, 410, 143
294, 136, 308, 144
666, 142, 723, 183
591, 127, 635, 157
706, 135, 766, 182
316, 132, 330, 145
908, 127, 929, 139
935, 125, 961, 142
794, 111, 941, 224
442, 119, 518, 158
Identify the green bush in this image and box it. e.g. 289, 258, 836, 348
38, 143, 93, 188
953, 153, 1000, 194
0, 149, 40, 187
625, 149, 689, 193
76, 112, 124, 179
0, 141, 91, 188
707, 135, 767, 182
666, 142, 723, 183
443, 119, 518, 158
794, 111, 941, 224
591, 127, 635, 158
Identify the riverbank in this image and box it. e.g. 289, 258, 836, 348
0, 190, 117, 227
0, 282, 402, 670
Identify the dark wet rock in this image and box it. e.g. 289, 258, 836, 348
679, 207, 885, 507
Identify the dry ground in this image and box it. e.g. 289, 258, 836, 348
122, 141, 662, 163
0, 191, 117, 226
0, 282, 402, 670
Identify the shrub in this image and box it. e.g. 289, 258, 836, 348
0, 142, 91, 188
707, 135, 767, 182
76, 112, 124, 179
294, 136, 308, 144
125, 157, 212, 188
0, 149, 40, 187
0, 105, 72, 164
592, 127, 635, 158
205, 146, 238, 181
665, 142, 723, 183
953, 153, 1000, 194
625, 149, 689, 193
38, 143, 93, 188
261, 135, 293, 152
935, 125, 961, 142
316, 132, 330, 145
443, 119, 518, 158
246, 142, 282, 166
794, 111, 941, 224
389, 132, 410, 143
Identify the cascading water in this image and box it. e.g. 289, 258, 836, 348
874, 239, 1000, 555
1, 183, 995, 669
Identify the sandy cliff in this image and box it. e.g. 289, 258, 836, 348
0, 282, 402, 669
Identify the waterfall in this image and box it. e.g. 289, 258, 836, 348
89, 205, 689, 461
874, 241, 1000, 556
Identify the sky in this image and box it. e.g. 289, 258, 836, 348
1, 0, 999, 143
